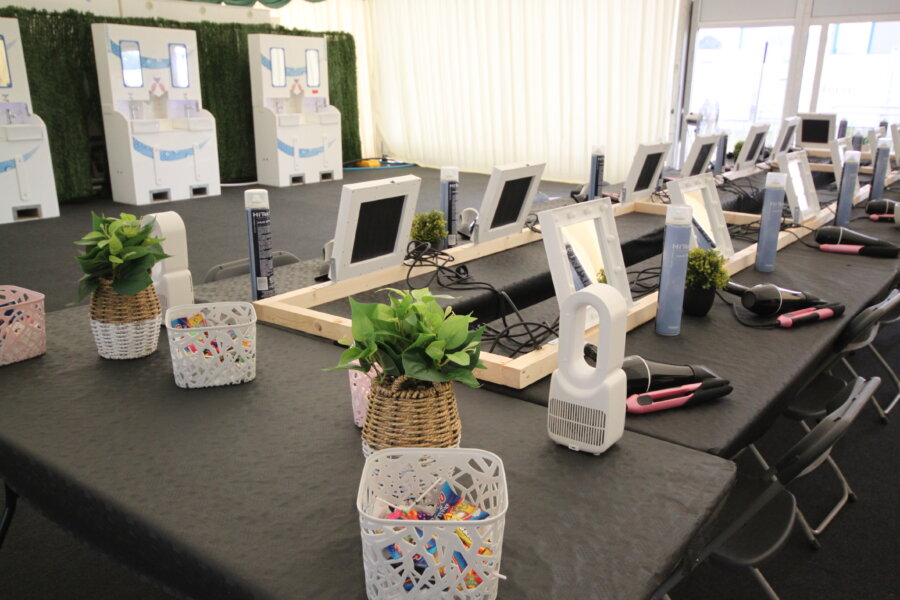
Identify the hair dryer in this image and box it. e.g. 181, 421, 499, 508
815, 226, 899, 258
724, 281, 823, 316
584, 346, 721, 394
815, 226, 895, 247
866, 199, 897, 215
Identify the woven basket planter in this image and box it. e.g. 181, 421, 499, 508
0, 286, 46, 366
89, 279, 161, 360
361, 376, 461, 456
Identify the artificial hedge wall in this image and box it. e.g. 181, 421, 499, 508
0, 7, 360, 201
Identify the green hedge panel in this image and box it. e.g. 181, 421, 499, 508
0, 7, 360, 201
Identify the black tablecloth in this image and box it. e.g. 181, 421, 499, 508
482, 210, 899, 457
0, 311, 735, 600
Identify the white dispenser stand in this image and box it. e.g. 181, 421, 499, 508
248, 34, 342, 187
0, 18, 59, 224
143, 211, 193, 314
548, 283, 627, 455
91, 23, 221, 205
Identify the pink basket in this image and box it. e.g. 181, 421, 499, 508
0, 286, 46, 366
348, 363, 378, 428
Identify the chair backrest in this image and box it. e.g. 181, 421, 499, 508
203, 251, 301, 283
773, 376, 881, 485
833, 289, 900, 354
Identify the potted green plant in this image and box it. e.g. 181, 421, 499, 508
330, 288, 485, 454
683, 248, 729, 317
410, 210, 449, 248
75, 212, 169, 359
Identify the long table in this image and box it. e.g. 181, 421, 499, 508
197, 175, 765, 324
0, 309, 735, 599
481, 209, 900, 457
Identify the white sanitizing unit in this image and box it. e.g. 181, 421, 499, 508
91, 23, 221, 205
248, 34, 342, 187
0, 18, 59, 224
548, 283, 627, 455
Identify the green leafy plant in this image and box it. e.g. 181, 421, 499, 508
733, 140, 744, 158
410, 211, 449, 246
596, 268, 607, 284
74, 212, 169, 301
329, 288, 486, 388
685, 248, 729, 291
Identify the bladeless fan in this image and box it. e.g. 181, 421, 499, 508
548, 283, 627, 455
143, 211, 193, 314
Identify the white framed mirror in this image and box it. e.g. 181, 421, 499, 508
540, 198, 632, 309
270, 47, 286, 87
666, 172, 735, 258
119, 40, 143, 88
169, 43, 189, 88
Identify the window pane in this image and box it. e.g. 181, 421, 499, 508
169, 44, 189, 88
816, 21, 900, 127
120, 40, 143, 88
689, 26, 794, 150
305, 49, 320, 88
270, 48, 286, 87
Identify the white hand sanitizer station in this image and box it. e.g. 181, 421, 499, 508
248, 34, 342, 187
91, 23, 221, 205
0, 18, 59, 224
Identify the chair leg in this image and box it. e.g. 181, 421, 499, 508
867, 345, 899, 416
812, 455, 856, 535
749, 567, 781, 600
842, 358, 887, 423
0, 484, 19, 550
748, 443, 771, 470
794, 506, 821, 550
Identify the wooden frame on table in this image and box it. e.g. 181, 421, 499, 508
255, 173, 898, 390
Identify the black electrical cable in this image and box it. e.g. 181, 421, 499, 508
403, 241, 557, 358
628, 266, 661, 298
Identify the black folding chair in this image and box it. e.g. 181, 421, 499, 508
655, 377, 880, 600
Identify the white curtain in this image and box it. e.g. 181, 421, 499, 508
279, 0, 681, 183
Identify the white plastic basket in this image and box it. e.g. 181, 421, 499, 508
165, 302, 257, 389
357, 448, 508, 600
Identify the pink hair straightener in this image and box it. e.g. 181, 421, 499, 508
626, 378, 732, 414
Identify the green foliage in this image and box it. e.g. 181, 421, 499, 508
0, 7, 360, 201
74, 212, 169, 301
685, 248, 729, 291
596, 268, 607, 284
328, 288, 486, 388
410, 211, 449, 246
733, 140, 744, 158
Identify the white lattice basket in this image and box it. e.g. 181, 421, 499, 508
357, 448, 508, 600
0, 286, 47, 367
165, 302, 257, 389
90, 316, 161, 360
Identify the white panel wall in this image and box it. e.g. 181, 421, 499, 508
121, 0, 272, 24
812, 0, 900, 19
699, 0, 798, 24
4, 0, 273, 24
